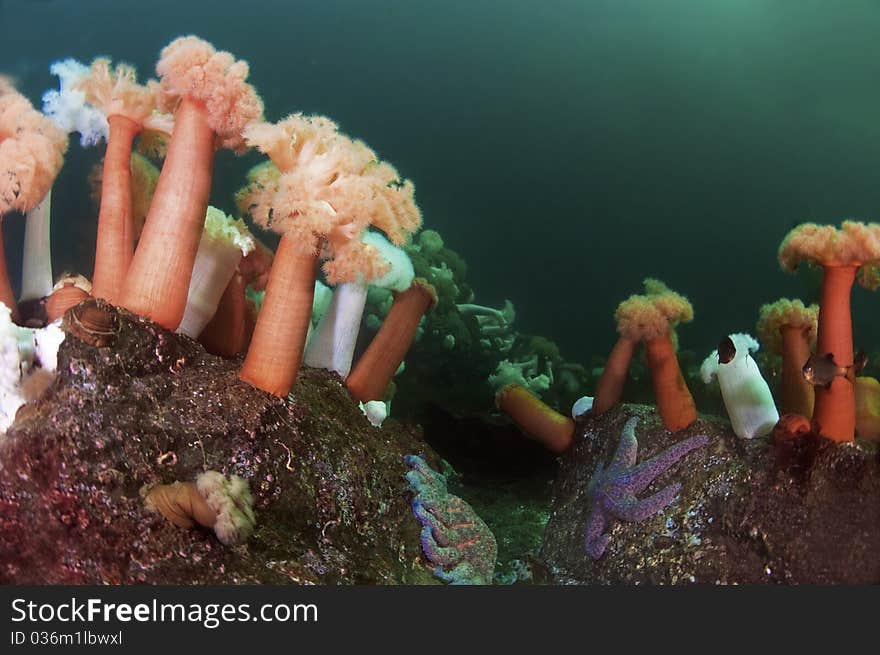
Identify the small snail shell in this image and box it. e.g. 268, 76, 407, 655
63, 298, 119, 347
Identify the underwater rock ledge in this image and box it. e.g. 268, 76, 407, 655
540, 404, 880, 584
0, 301, 439, 585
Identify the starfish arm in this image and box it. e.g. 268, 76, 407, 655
584, 505, 610, 559
405, 456, 448, 493
411, 499, 434, 528
420, 525, 461, 566
607, 484, 682, 522
586, 532, 612, 560
604, 492, 638, 520
412, 499, 455, 547
418, 496, 475, 532
404, 454, 433, 477
405, 469, 429, 490
415, 496, 447, 517
588, 462, 605, 488
618, 434, 708, 494
611, 417, 640, 468
584, 505, 606, 543
631, 483, 682, 520
436, 562, 484, 585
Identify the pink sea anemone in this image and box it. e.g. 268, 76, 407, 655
77, 58, 170, 304
120, 36, 263, 330
778, 220, 880, 441
0, 76, 67, 321
237, 114, 421, 396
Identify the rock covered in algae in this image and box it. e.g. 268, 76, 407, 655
541, 404, 880, 584
0, 300, 440, 584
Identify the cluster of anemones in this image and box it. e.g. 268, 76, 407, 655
497, 221, 880, 452
1, 35, 432, 418
496, 278, 696, 453
775, 221, 880, 442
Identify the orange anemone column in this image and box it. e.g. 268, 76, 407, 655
645, 335, 697, 432
45, 283, 89, 323
120, 98, 214, 329
199, 272, 247, 358
239, 234, 317, 396
812, 264, 857, 442
346, 279, 435, 403
145, 482, 218, 531
91, 114, 140, 304
496, 383, 574, 454
779, 325, 814, 418
592, 336, 636, 415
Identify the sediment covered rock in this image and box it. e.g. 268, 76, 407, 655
541, 404, 880, 584
0, 300, 438, 584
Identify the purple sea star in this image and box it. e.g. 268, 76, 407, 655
404, 455, 497, 584
585, 417, 708, 560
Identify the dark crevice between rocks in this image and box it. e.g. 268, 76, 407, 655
410, 403, 558, 584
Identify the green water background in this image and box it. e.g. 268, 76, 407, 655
3, 0, 880, 366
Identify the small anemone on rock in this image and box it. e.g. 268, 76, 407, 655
144, 470, 256, 547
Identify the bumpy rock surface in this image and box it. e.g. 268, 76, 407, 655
0, 301, 439, 584
541, 404, 880, 584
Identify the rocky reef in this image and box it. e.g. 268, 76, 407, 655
541, 404, 880, 584
5, 299, 879, 586
0, 300, 441, 585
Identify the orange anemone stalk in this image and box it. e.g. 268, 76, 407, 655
121, 99, 214, 328
346, 278, 436, 402
781, 326, 814, 415
91, 115, 140, 302
240, 236, 318, 395
815, 264, 858, 440
238, 236, 274, 292
202, 237, 273, 357
779, 221, 880, 442
495, 383, 574, 454
645, 335, 696, 431
45, 280, 90, 323
237, 113, 420, 397
593, 337, 636, 416
120, 37, 263, 329
89, 151, 160, 248
199, 271, 248, 358
599, 279, 696, 431
756, 299, 818, 417
592, 292, 643, 418
77, 59, 169, 304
